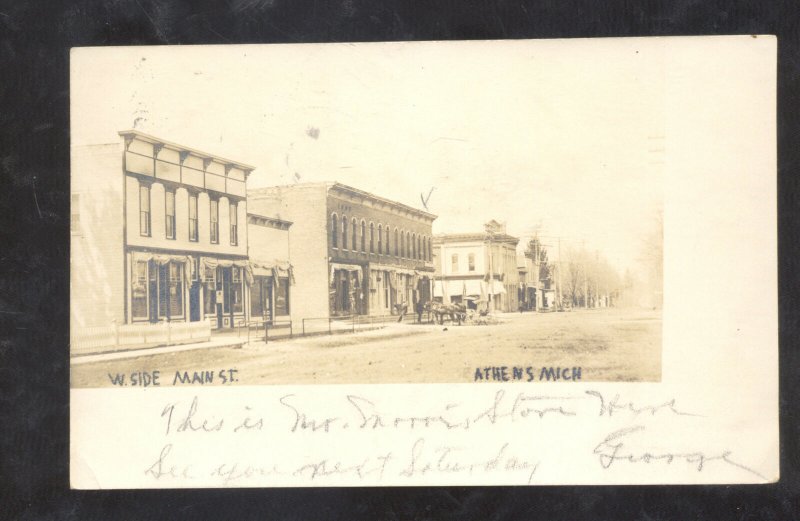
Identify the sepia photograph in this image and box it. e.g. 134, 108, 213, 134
70, 41, 663, 387
70, 42, 664, 387
67, 36, 778, 489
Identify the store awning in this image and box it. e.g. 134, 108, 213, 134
131, 251, 193, 285
330, 262, 363, 287
250, 259, 294, 284
199, 256, 253, 285
487, 279, 506, 294
464, 279, 483, 296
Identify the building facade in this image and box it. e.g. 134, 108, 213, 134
247, 212, 293, 323
247, 182, 436, 323
432, 222, 520, 312
72, 130, 257, 342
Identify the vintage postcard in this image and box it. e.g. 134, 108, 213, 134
70, 36, 777, 487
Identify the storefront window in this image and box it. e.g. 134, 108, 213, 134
169, 262, 183, 317
204, 267, 216, 315
131, 261, 148, 319
275, 278, 290, 316
250, 277, 263, 317
232, 267, 243, 314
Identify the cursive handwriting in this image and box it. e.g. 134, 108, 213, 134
593, 425, 766, 479
161, 396, 224, 435
585, 390, 702, 418
399, 438, 539, 484
144, 444, 194, 480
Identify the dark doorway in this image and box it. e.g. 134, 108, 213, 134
216, 267, 224, 329
189, 282, 201, 322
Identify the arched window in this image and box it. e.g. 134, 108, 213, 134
394, 228, 399, 256
331, 213, 338, 248
342, 215, 348, 249
416, 235, 421, 260
406, 232, 411, 259
427, 237, 431, 261
377, 224, 382, 254
412, 233, 416, 260
400, 229, 405, 258
361, 220, 366, 252
352, 218, 357, 251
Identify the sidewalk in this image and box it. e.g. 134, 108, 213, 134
70, 335, 246, 365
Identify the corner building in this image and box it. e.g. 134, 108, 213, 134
247, 183, 436, 323
72, 130, 254, 335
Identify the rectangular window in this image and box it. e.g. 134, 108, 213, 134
188, 194, 198, 242
139, 184, 151, 236
131, 261, 148, 319
451, 253, 459, 273
165, 190, 175, 239
210, 199, 219, 244
468, 253, 476, 272
230, 202, 238, 246
275, 278, 290, 316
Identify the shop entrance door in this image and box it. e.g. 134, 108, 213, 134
216, 267, 224, 329
342, 275, 350, 313
189, 282, 201, 321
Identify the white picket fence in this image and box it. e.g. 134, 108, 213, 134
71, 320, 212, 356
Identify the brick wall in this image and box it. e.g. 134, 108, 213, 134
248, 185, 330, 323
326, 192, 434, 269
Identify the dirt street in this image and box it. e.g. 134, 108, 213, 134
71, 308, 661, 388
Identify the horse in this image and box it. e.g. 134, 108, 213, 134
427, 301, 466, 325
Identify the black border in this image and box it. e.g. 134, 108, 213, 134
1, 1, 798, 519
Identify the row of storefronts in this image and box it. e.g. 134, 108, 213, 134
72, 130, 559, 356
329, 264, 433, 316
71, 132, 437, 353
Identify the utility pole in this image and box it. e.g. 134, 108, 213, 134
487, 231, 494, 312
557, 237, 562, 310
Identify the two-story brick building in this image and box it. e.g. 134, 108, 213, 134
71, 130, 257, 350
247, 182, 437, 323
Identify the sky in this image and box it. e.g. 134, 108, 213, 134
71, 39, 664, 274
